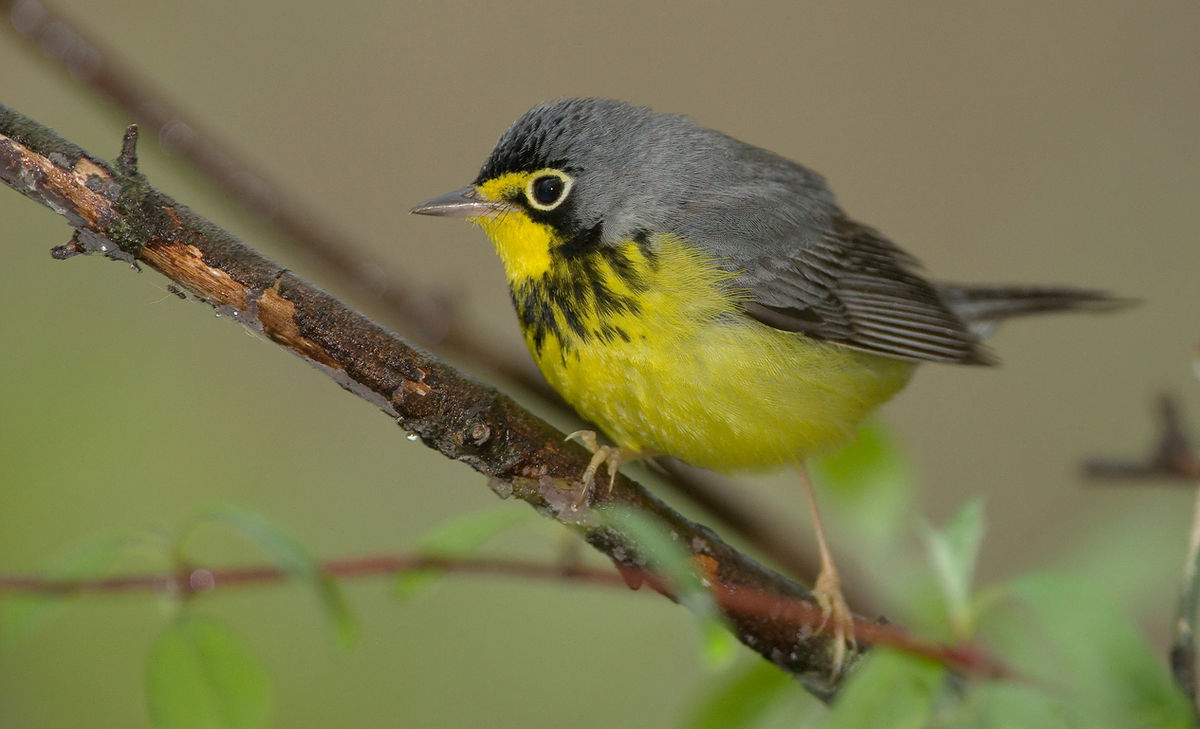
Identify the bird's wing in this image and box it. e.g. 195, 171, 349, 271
738, 217, 992, 364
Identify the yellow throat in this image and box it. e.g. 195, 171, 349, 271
470, 173, 916, 473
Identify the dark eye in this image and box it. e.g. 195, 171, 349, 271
532, 175, 565, 206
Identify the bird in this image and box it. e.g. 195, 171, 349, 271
411, 97, 1122, 674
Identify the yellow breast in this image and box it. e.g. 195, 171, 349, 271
474, 204, 914, 473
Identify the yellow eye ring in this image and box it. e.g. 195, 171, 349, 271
525, 169, 573, 211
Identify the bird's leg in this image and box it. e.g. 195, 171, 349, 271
798, 463, 856, 677
564, 430, 644, 498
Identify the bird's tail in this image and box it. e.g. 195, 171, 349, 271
939, 284, 1131, 339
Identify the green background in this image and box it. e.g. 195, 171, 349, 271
2, 2, 1199, 727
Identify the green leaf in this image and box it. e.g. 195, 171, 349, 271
600, 505, 711, 615
2, 531, 162, 644
415, 505, 532, 555
1056, 506, 1188, 611
393, 567, 442, 601
191, 506, 313, 575
684, 660, 798, 729
990, 572, 1194, 729
811, 423, 913, 548
394, 506, 531, 600
146, 615, 271, 729
949, 682, 1071, 729
601, 505, 729, 668
920, 498, 985, 639
188, 506, 356, 646
820, 649, 943, 729
699, 620, 740, 671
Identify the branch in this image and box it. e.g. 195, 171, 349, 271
1173, 483, 1200, 719
0, 553, 1005, 679
0, 0, 835, 591
1083, 392, 1200, 714
0, 554, 630, 596
1, 0, 540, 389
1083, 394, 1200, 482
0, 103, 869, 694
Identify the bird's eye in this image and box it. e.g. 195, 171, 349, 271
525, 171, 572, 211
533, 176, 562, 205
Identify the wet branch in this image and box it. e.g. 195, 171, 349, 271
0, 102, 877, 695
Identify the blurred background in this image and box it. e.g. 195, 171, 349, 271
1, 1, 1198, 727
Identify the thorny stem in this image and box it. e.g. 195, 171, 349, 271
0, 0, 833, 593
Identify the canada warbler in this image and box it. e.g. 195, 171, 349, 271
412, 97, 1120, 671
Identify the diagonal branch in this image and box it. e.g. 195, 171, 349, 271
1, 0, 540, 390
0, 103, 860, 695
0, 0, 835, 591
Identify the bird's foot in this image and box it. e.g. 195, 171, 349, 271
813, 564, 857, 679
564, 430, 633, 501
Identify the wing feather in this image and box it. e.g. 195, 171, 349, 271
741, 218, 989, 364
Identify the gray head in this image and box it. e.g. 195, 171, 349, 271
470, 98, 705, 244
471, 98, 838, 252
413, 97, 839, 263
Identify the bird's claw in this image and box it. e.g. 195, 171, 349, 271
813, 566, 857, 679
565, 429, 624, 499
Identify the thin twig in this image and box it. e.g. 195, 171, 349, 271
1174, 356, 1200, 716
1084, 390, 1200, 713
1171, 483, 1200, 717
0, 0, 833, 589
0, 554, 627, 595
0, 553, 1006, 678
1083, 394, 1200, 482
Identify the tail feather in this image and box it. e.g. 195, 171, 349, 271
941, 284, 1131, 323
939, 284, 1132, 342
